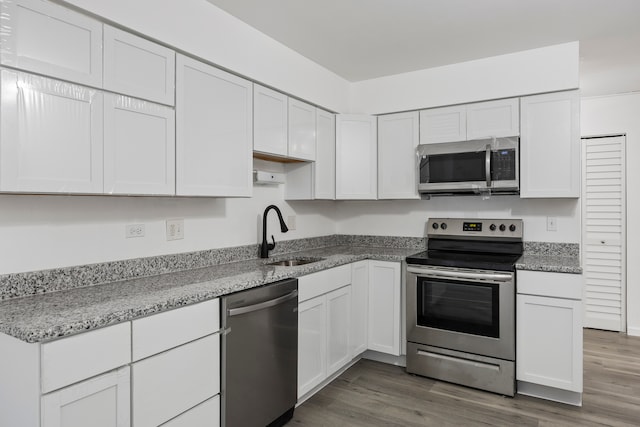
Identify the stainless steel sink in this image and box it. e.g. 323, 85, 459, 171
266, 257, 323, 267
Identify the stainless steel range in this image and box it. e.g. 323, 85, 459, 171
405, 218, 523, 396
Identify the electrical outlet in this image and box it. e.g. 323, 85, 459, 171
125, 224, 145, 238
547, 216, 557, 231
287, 215, 297, 231
166, 219, 184, 241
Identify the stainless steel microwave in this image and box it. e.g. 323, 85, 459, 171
417, 137, 519, 195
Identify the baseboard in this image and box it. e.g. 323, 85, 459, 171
627, 326, 640, 337
517, 381, 582, 406
361, 350, 406, 367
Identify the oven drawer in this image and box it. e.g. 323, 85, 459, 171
406, 342, 515, 396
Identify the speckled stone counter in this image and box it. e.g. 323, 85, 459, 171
516, 241, 582, 274
0, 245, 418, 343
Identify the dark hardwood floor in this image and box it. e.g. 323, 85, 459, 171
291, 329, 640, 426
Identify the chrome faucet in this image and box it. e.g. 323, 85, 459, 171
261, 205, 289, 258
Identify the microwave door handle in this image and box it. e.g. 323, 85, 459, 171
485, 144, 491, 188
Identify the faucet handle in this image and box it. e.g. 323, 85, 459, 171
268, 235, 276, 251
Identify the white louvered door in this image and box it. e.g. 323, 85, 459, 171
582, 135, 626, 332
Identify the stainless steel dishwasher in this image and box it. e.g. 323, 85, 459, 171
221, 278, 298, 427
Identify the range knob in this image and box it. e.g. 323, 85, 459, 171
499, 224, 506, 232
489, 224, 497, 231
440, 222, 448, 230
432, 222, 439, 230
509, 224, 517, 232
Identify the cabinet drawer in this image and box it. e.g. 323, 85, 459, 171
41, 366, 130, 427
132, 299, 219, 361
517, 270, 583, 300
132, 334, 220, 427
298, 265, 351, 302
103, 25, 176, 105
162, 395, 220, 427
41, 323, 131, 394
1, 0, 103, 87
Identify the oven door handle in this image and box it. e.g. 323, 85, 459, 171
407, 266, 512, 282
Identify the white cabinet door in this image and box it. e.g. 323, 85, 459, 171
350, 261, 369, 357
103, 94, 175, 195
314, 109, 336, 200
103, 25, 175, 106
419, 105, 466, 144
326, 286, 351, 377
0, 70, 103, 194
161, 395, 220, 427
298, 295, 327, 397
466, 98, 519, 139
288, 99, 316, 161
336, 114, 377, 199
368, 261, 401, 356
175, 54, 253, 197
520, 90, 580, 198
517, 294, 583, 392
377, 111, 419, 199
253, 84, 288, 156
1, 0, 103, 87
132, 334, 220, 427
41, 367, 130, 427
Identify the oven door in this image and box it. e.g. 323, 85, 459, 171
406, 265, 515, 360
417, 137, 519, 194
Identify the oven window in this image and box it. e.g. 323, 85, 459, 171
421, 151, 486, 183
416, 277, 499, 338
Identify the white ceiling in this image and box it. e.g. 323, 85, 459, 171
206, 0, 640, 96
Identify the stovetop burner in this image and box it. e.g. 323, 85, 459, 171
405, 250, 521, 272
406, 218, 524, 272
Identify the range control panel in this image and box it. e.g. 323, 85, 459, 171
427, 218, 523, 240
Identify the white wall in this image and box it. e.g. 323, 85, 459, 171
0, 183, 336, 274
60, 0, 350, 113
581, 92, 640, 336
335, 197, 580, 243
349, 42, 580, 114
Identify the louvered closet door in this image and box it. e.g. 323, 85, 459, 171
582, 135, 626, 332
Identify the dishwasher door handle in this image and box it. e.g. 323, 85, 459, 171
228, 289, 298, 317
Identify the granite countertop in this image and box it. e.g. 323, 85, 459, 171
0, 245, 417, 344
516, 254, 582, 274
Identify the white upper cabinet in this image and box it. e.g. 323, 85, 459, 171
336, 114, 377, 200
253, 84, 288, 157
314, 109, 336, 200
466, 98, 519, 139
103, 25, 175, 106
0, 69, 104, 193
175, 54, 253, 197
1, 0, 102, 87
420, 98, 519, 144
377, 111, 419, 199
419, 105, 466, 144
288, 98, 316, 161
520, 90, 580, 198
103, 94, 175, 196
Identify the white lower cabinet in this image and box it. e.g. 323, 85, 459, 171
132, 334, 220, 427
326, 286, 352, 376
160, 395, 220, 427
41, 367, 130, 427
298, 295, 328, 397
516, 270, 583, 405
350, 260, 369, 357
368, 261, 401, 356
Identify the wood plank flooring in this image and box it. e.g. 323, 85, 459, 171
291, 329, 640, 426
